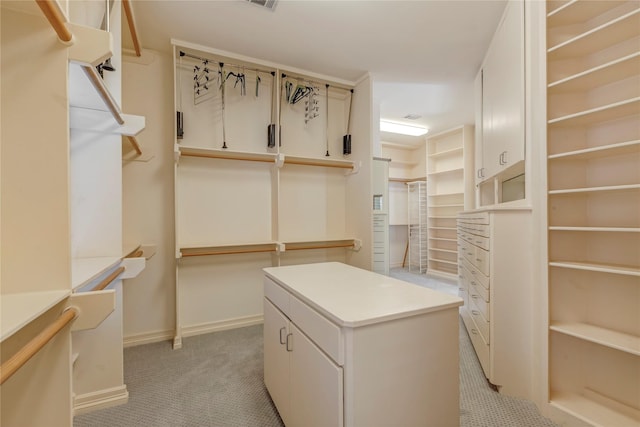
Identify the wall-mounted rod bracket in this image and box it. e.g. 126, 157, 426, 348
346, 160, 361, 176
352, 239, 362, 251
275, 153, 285, 168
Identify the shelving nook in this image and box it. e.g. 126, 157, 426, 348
426, 125, 474, 279
545, 0, 640, 425
172, 40, 372, 349
2, 0, 149, 424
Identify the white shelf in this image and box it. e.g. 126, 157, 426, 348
550, 322, 640, 356
548, 97, 640, 127
427, 167, 463, 177
429, 237, 457, 242
547, 9, 640, 60
548, 140, 640, 160
549, 183, 640, 195
428, 257, 457, 266
429, 248, 458, 254
390, 159, 418, 167
549, 226, 640, 232
428, 226, 457, 231
1, 290, 71, 342
548, 53, 640, 93
428, 147, 463, 159
429, 203, 464, 208
71, 257, 121, 291
549, 261, 640, 277
428, 215, 458, 219
550, 391, 640, 427
547, 1, 626, 26
429, 192, 464, 197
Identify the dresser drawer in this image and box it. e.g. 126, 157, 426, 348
462, 257, 489, 290
469, 288, 490, 320
461, 309, 490, 375
469, 300, 490, 344
289, 294, 343, 365
473, 246, 490, 276
464, 266, 489, 302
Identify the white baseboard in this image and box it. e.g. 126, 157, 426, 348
182, 314, 264, 338
123, 329, 174, 348
73, 385, 128, 416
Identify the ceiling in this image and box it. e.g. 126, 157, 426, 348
124, 0, 506, 147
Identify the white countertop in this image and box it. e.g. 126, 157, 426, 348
263, 262, 462, 327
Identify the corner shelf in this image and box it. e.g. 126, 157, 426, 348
428, 146, 463, 159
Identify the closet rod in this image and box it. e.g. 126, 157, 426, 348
35, 0, 73, 43
92, 266, 125, 291
128, 249, 143, 258
285, 242, 355, 251
0, 308, 78, 385
281, 73, 353, 93
122, 0, 141, 57
182, 247, 276, 257
284, 158, 353, 169
179, 51, 274, 76
126, 135, 143, 155
181, 150, 274, 163
81, 65, 125, 125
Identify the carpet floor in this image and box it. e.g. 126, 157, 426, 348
75, 268, 558, 427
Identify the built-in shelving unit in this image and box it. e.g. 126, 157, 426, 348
172, 40, 371, 349
426, 125, 473, 279
545, 1, 640, 425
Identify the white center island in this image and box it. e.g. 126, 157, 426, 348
263, 262, 463, 427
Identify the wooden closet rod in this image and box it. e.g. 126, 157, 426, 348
0, 308, 78, 385
122, 0, 142, 57
182, 247, 276, 257
92, 266, 125, 291
126, 136, 143, 155
181, 151, 274, 163
81, 65, 125, 125
286, 242, 355, 251
284, 158, 353, 169
35, 0, 73, 43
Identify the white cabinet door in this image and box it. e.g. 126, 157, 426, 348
481, 0, 525, 179
263, 299, 291, 426
289, 323, 343, 427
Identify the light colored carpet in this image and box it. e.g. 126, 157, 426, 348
74, 268, 557, 427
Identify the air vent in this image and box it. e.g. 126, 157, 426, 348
403, 114, 421, 120
246, 0, 278, 11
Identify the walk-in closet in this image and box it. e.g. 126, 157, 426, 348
1, 1, 638, 427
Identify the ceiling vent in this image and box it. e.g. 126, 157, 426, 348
245, 0, 278, 11
403, 114, 422, 120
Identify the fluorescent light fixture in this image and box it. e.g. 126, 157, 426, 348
380, 120, 428, 136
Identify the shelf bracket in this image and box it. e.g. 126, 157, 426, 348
275, 242, 285, 254
275, 153, 285, 168
352, 239, 362, 251
174, 145, 181, 163
176, 250, 183, 259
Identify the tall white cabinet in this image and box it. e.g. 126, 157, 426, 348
545, 1, 640, 425
172, 40, 373, 348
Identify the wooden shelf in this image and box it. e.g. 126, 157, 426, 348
283, 239, 358, 251
389, 177, 426, 183
547, 1, 626, 27
1, 291, 71, 342
548, 97, 640, 127
549, 183, 640, 195
548, 53, 640, 93
550, 391, 640, 427
548, 140, 640, 160
549, 226, 640, 232
547, 9, 640, 60
549, 261, 640, 277
427, 167, 463, 177
550, 322, 640, 356
428, 147, 463, 159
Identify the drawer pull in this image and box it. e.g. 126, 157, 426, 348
279, 327, 286, 345
471, 295, 478, 300
467, 252, 473, 256
470, 270, 476, 275
476, 258, 482, 262
471, 329, 478, 335
471, 281, 477, 286
472, 310, 480, 316
286, 333, 293, 352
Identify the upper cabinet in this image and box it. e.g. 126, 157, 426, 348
475, 0, 526, 205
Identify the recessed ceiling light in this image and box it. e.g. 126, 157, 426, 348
380, 120, 429, 136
